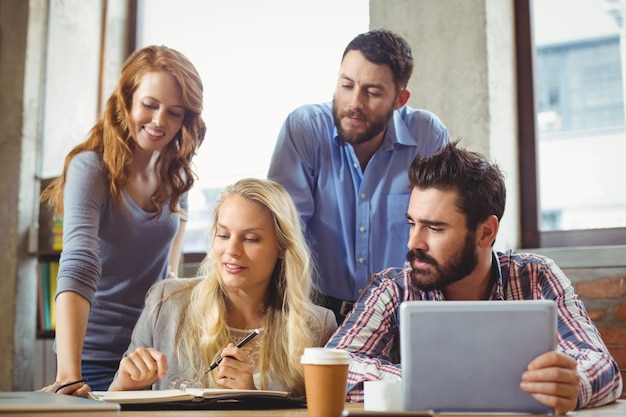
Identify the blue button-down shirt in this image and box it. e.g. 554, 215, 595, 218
268, 102, 450, 301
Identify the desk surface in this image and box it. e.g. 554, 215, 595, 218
120, 400, 626, 416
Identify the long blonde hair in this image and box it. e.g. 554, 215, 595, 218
179, 178, 323, 396
41, 45, 205, 218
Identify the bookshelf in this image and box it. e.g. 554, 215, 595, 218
37, 178, 61, 339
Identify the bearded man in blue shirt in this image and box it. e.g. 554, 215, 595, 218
267, 29, 451, 323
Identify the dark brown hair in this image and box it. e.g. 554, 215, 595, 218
342, 28, 414, 91
409, 141, 506, 230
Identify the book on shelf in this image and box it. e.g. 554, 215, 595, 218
37, 259, 59, 333
36, 178, 62, 337
88, 388, 290, 404
49, 261, 58, 328
51, 216, 63, 251
38, 177, 63, 253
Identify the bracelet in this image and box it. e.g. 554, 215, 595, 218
54, 379, 86, 393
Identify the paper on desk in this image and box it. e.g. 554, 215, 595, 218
89, 388, 289, 404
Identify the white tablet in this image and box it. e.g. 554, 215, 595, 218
399, 300, 557, 414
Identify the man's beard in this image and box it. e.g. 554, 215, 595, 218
332, 98, 393, 145
407, 232, 478, 292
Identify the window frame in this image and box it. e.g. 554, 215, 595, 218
126, 0, 626, 251
515, 0, 626, 248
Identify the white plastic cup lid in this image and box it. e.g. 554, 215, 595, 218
300, 347, 352, 365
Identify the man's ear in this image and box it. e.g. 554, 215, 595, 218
395, 89, 411, 109
477, 215, 499, 248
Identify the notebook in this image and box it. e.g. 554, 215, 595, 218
0, 391, 120, 416
89, 387, 290, 404
88, 388, 304, 411
399, 300, 557, 414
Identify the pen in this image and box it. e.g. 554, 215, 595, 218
206, 328, 262, 372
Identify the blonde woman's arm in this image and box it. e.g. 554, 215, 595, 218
109, 347, 169, 391
316, 306, 339, 346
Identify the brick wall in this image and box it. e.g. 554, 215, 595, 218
571, 273, 626, 399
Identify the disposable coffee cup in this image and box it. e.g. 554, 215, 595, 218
300, 348, 351, 417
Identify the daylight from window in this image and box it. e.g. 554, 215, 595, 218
533, 0, 626, 231
137, 0, 369, 252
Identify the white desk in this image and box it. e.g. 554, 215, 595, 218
119, 400, 626, 416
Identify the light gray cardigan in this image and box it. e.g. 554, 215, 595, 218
114, 277, 338, 392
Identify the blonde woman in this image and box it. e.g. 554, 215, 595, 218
110, 178, 337, 396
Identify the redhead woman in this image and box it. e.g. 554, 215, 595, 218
40, 45, 205, 395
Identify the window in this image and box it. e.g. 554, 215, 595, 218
516, 0, 626, 247
134, 0, 369, 255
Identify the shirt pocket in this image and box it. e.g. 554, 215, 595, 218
386, 194, 411, 241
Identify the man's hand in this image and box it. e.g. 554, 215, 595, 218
109, 347, 169, 391
520, 351, 580, 415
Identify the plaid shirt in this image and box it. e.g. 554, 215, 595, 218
325, 250, 623, 408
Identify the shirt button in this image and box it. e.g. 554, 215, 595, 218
359, 226, 366, 233
359, 258, 365, 264
353, 162, 359, 169
360, 193, 366, 199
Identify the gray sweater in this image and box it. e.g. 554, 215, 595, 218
56, 151, 186, 362
121, 277, 338, 391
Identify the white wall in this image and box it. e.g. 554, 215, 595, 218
370, 0, 520, 250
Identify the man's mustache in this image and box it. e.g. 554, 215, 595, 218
406, 249, 437, 266
342, 109, 366, 120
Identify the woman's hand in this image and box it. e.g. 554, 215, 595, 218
215, 343, 256, 390
39, 379, 91, 397
109, 347, 169, 391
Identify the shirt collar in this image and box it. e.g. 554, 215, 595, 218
410, 249, 505, 301
491, 249, 505, 300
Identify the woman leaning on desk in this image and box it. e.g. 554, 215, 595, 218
39, 45, 205, 395
109, 178, 338, 397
